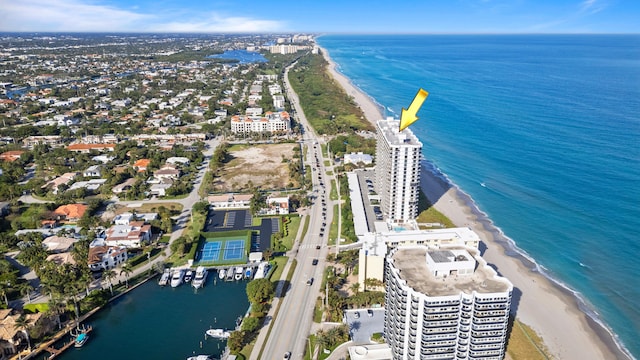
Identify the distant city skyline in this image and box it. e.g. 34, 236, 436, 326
0, 0, 638, 34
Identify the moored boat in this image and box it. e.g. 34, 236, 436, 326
158, 268, 171, 286
74, 332, 89, 347
170, 269, 185, 288
184, 270, 193, 283
218, 268, 226, 280
192, 266, 208, 289
225, 266, 235, 281
186, 355, 213, 360
234, 266, 244, 281
244, 267, 253, 279
205, 328, 231, 339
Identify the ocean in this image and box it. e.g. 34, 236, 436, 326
317, 34, 640, 358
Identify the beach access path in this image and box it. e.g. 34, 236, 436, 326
319, 45, 628, 360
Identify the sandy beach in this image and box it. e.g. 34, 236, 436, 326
320, 45, 631, 360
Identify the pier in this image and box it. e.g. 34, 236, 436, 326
44, 325, 92, 359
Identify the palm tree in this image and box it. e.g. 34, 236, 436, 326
349, 282, 361, 296
120, 264, 133, 288
103, 269, 116, 295
47, 296, 65, 329
13, 314, 33, 351
17, 282, 34, 304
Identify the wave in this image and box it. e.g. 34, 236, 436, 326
421, 159, 635, 359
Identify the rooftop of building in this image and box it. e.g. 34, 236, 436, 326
377, 118, 422, 148
390, 246, 512, 296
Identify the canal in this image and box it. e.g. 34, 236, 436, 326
59, 274, 250, 360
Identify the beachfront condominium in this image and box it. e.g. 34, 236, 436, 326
375, 118, 423, 223
385, 246, 513, 360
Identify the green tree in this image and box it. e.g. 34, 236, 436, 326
240, 316, 260, 332
227, 330, 244, 352
103, 269, 116, 295
120, 264, 133, 288
246, 278, 274, 304
17, 282, 34, 304
13, 314, 33, 350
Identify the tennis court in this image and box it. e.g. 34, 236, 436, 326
223, 239, 245, 261
199, 241, 221, 262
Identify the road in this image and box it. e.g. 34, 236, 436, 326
260, 58, 337, 360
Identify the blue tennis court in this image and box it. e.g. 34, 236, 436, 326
200, 241, 221, 262
223, 239, 245, 261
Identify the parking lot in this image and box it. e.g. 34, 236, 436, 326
344, 307, 385, 344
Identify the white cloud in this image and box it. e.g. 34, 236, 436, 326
151, 14, 286, 33
0, 0, 286, 33
0, 0, 152, 32
579, 0, 607, 14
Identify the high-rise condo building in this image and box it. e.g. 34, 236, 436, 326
385, 246, 513, 360
375, 118, 423, 223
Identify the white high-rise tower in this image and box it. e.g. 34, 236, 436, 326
375, 118, 423, 223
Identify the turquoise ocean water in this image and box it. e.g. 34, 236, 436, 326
318, 34, 640, 358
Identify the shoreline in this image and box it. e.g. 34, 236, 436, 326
319, 45, 633, 360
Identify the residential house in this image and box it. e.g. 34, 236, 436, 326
208, 193, 253, 209
264, 195, 290, 215
343, 152, 373, 165
42, 235, 76, 253
0, 151, 24, 162
149, 182, 172, 197
42, 172, 78, 194
67, 178, 106, 192
22, 135, 63, 149
112, 178, 136, 194
83, 164, 103, 177
133, 159, 151, 172
53, 203, 87, 222
105, 221, 152, 248
67, 143, 116, 153
153, 167, 180, 181
0, 309, 44, 358
88, 244, 127, 271
166, 157, 190, 166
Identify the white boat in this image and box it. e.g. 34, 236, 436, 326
186, 355, 213, 360
218, 268, 226, 280
192, 266, 208, 289
244, 267, 253, 279
225, 266, 235, 281
206, 328, 231, 339
184, 270, 193, 283
254, 262, 267, 279
170, 269, 185, 288
234, 266, 244, 281
158, 269, 171, 286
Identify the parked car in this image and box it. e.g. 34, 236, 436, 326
354, 311, 360, 319
367, 309, 374, 317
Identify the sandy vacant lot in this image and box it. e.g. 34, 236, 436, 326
214, 143, 299, 192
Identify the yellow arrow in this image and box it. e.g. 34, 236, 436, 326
399, 88, 429, 131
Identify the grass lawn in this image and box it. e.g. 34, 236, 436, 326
299, 215, 310, 244
115, 202, 183, 214
329, 180, 338, 200
416, 207, 455, 228
506, 319, 550, 360
281, 216, 301, 249
328, 204, 339, 245
269, 256, 288, 284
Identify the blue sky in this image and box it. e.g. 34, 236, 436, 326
0, 0, 637, 33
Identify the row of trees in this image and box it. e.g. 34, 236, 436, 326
227, 278, 275, 353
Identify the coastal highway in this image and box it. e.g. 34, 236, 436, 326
260, 59, 334, 359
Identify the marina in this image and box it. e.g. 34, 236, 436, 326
58, 276, 249, 359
